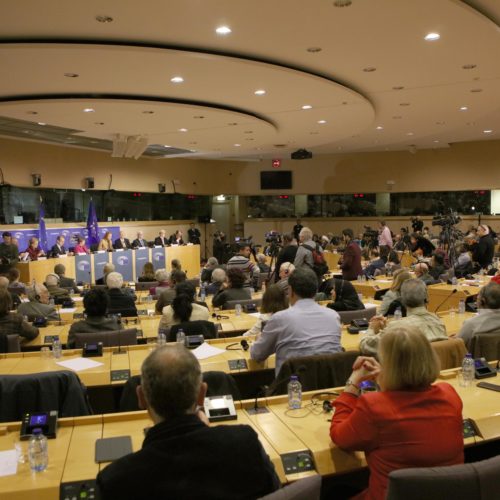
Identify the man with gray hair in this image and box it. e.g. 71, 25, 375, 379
17, 283, 58, 321
96, 262, 115, 286
414, 262, 435, 286
96, 345, 280, 499
293, 227, 315, 269
106, 272, 137, 317
458, 282, 500, 349
360, 279, 447, 356
45, 273, 71, 301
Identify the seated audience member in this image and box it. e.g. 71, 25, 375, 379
68, 288, 121, 348
200, 257, 219, 283
0, 289, 39, 344
385, 249, 401, 273
106, 272, 137, 317
150, 269, 172, 297
45, 273, 71, 301
154, 230, 169, 247
17, 283, 58, 321
454, 244, 472, 277
206, 268, 226, 295
154, 270, 187, 314
250, 267, 342, 374
410, 233, 435, 257
114, 230, 132, 250
50, 235, 68, 258
96, 263, 115, 286
0, 276, 21, 309
212, 269, 252, 309
274, 233, 298, 283
98, 231, 114, 252
326, 278, 365, 312
472, 224, 495, 269
331, 326, 463, 500
244, 285, 289, 337
378, 269, 411, 316
96, 345, 280, 499
138, 262, 156, 282
159, 282, 210, 329
169, 230, 184, 246
276, 262, 295, 294
226, 243, 257, 290
0, 231, 19, 274
363, 248, 387, 278
458, 282, 500, 349
171, 259, 182, 272
74, 236, 89, 254
6, 268, 26, 295
414, 262, 435, 285
256, 253, 270, 273
21, 237, 45, 261
429, 252, 447, 280
132, 231, 148, 249
54, 263, 79, 292
360, 279, 447, 356
339, 228, 363, 281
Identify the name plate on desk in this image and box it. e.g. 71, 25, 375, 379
110, 369, 131, 382
60, 480, 97, 500
73, 312, 84, 319
463, 419, 480, 439
43, 335, 60, 344
228, 359, 248, 370
281, 450, 316, 475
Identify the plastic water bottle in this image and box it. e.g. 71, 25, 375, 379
458, 299, 466, 314
28, 429, 48, 472
287, 375, 302, 409
48, 297, 55, 307
200, 283, 206, 302
176, 328, 186, 345
451, 276, 458, 286
157, 326, 168, 346
52, 338, 62, 359
461, 353, 475, 387
394, 307, 402, 321
357, 275, 362, 282
235, 304, 242, 316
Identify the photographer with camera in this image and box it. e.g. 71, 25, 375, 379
411, 216, 424, 233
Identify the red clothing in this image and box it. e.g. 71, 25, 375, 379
74, 244, 89, 254
340, 242, 363, 281
24, 246, 43, 261
330, 383, 463, 500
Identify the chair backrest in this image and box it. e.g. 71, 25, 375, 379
185, 277, 200, 288
268, 351, 360, 396
134, 281, 158, 291
73, 328, 138, 348
6, 335, 20, 353
337, 307, 377, 325
431, 338, 467, 370
386, 455, 500, 500
168, 321, 218, 342
258, 475, 321, 500
224, 298, 262, 310
7, 286, 23, 296
469, 332, 500, 361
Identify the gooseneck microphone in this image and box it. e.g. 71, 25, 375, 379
434, 288, 458, 313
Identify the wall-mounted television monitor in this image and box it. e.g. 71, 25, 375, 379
260, 171, 292, 190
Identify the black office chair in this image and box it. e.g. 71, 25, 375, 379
469, 332, 500, 361
72, 328, 138, 348
258, 475, 321, 499
135, 281, 159, 291
168, 321, 218, 343
224, 298, 262, 310
337, 307, 377, 325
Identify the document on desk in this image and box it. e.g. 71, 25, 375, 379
72, 296, 84, 302
192, 343, 226, 360
59, 308, 77, 313
56, 357, 104, 372
247, 312, 261, 318
0, 450, 17, 477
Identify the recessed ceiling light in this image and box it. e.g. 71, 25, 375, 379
193, 115, 205, 119
318, 120, 327, 124
434, 140, 440, 143
227, 122, 238, 126
189, 141, 197, 145
170, 76, 184, 83
164, 145, 171, 148
244, 130, 253, 134
215, 26, 232, 35
254, 89, 266, 96
64, 73, 79, 78
392, 115, 402, 119
302, 105, 313, 110
460, 106, 468, 111
142, 110, 154, 114
376, 126, 384, 130
406, 132, 414, 136
95, 15, 113, 23
178, 128, 188, 132
307, 47, 322, 53
26, 111, 38, 115
400, 103, 410, 106
470, 88, 483, 93
424, 32, 440, 41
245, 138, 254, 141
392, 86, 405, 90
83, 108, 95, 113
37, 122, 46, 126
94, 122, 104, 125
435, 121, 445, 125
363, 67, 377, 72
234, 143, 241, 147
333, 0, 352, 7
462, 64, 477, 70
483, 130, 493, 134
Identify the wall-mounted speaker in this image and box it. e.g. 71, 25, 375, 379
158, 183, 166, 193
85, 177, 95, 189
31, 174, 41, 187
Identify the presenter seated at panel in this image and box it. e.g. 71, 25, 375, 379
98, 231, 114, 252
113, 230, 132, 250
96, 263, 115, 286
158, 282, 210, 329
243, 285, 288, 337
137, 262, 156, 282
96, 345, 280, 500
67, 288, 121, 348
169, 230, 184, 246
0, 289, 39, 346
155, 270, 187, 313
73, 236, 90, 254
53, 263, 79, 293
187, 222, 201, 245
17, 283, 58, 321
250, 267, 342, 374
339, 228, 363, 281
106, 272, 138, 317
49, 235, 70, 258
205, 268, 226, 295
45, 273, 71, 301
360, 279, 447, 357
154, 230, 169, 247
20, 237, 45, 261
211, 268, 252, 309
326, 278, 365, 312
330, 326, 463, 500
377, 270, 411, 316
0, 231, 19, 274
457, 282, 500, 350
6, 268, 26, 295
0, 276, 21, 309
132, 231, 148, 249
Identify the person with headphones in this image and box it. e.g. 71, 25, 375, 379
276, 262, 295, 294
359, 279, 447, 356
17, 283, 59, 321
326, 278, 365, 312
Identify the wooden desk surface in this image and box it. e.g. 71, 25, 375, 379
352, 279, 392, 298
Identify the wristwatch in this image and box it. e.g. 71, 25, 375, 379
344, 379, 361, 396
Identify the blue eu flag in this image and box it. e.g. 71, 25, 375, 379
86, 199, 100, 246
38, 197, 48, 252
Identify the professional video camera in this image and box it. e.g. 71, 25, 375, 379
431, 212, 462, 227
265, 231, 282, 245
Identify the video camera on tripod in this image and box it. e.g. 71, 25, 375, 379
432, 212, 462, 227
264, 231, 282, 258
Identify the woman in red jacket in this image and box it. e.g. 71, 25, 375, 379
330, 326, 463, 500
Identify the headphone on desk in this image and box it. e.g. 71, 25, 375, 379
310, 392, 339, 413
212, 312, 230, 320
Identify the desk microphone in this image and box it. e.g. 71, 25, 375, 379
247, 385, 269, 415
55, 304, 63, 326
435, 288, 458, 313
113, 314, 126, 355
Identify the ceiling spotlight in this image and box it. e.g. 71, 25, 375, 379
164, 145, 171, 148
234, 144, 241, 147
193, 115, 205, 119
227, 122, 238, 126
470, 88, 483, 93
83, 108, 95, 113
363, 67, 377, 72
95, 15, 113, 23
392, 115, 402, 119
37, 122, 46, 126
460, 106, 468, 111
434, 140, 440, 143
94, 122, 104, 125
142, 110, 154, 114
483, 130, 493, 134
462, 64, 477, 70
64, 72, 79, 78
215, 26, 232, 35
333, 0, 352, 6
435, 121, 445, 125
317, 120, 327, 124
400, 103, 410, 106
392, 86, 404, 90
424, 32, 440, 41
376, 126, 384, 130
178, 128, 188, 132
307, 47, 322, 53
26, 111, 38, 115
406, 132, 414, 136
244, 130, 253, 134
170, 76, 184, 83
302, 105, 313, 110
254, 89, 266, 95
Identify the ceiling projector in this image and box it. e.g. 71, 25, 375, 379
291, 149, 313, 160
